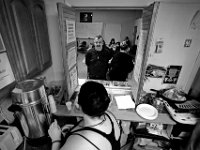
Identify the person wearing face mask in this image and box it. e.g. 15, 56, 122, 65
85, 35, 112, 80
108, 40, 134, 81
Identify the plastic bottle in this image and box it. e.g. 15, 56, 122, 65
48, 95, 57, 113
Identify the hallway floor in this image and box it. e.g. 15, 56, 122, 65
77, 51, 87, 79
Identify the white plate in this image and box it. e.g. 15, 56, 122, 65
136, 104, 158, 120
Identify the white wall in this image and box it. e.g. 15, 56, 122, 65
133, 18, 142, 45
75, 10, 142, 44
40, 0, 65, 83
66, 0, 148, 7
144, 2, 200, 92
66, 0, 200, 8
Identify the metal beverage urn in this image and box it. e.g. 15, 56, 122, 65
11, 79, 51, 139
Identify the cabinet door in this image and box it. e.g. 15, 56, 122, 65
57, 3, 77, 101
0, 0, 20, 80
0, 1, 16, 99
4, 0, 41, 79
31, 0, 52, 70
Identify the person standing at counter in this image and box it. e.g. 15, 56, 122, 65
108, 40, 134, 81
48, 81, 122, 150
85, 35, 112, 80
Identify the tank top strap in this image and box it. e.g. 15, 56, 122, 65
63, 118, 83, 132
70, 113, 117, 137
71, 126, 108, 137
70, 113, 115, 136
106, 112, 123, 140
71, 133, 100, 150
104, 113, 115, 134
66, 113, 121, 150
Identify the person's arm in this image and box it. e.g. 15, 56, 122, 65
126, 57, 134, 73
107, 47, 113, 60
52, 141, 61, 150
85, 51, 91, 66
48, 120, 62, 150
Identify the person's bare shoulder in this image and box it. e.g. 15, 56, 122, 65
60, 133, 95, 150
106, 110, 117, 120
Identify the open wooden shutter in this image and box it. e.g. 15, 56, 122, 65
57, 3, 78, 101
135, 2, 160, 103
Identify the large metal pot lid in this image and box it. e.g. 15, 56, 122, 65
162, 88, 186, 102
150, 88, 187, 103
13, 79, 44, 93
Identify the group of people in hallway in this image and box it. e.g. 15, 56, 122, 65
85, 35, 135, 81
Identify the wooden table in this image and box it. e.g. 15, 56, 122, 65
55, 84, 176, 125
55, 103, 176, 125
55, 99, 175, 139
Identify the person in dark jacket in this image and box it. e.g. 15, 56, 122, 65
85, 35, 112, 80
185, 121, 200, 150
48, 81, 122, 150
108, 40, 134, 81
124, 36, 131, 47
109, 38, 115, 46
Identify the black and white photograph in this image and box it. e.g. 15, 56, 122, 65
0, 0, 200, 150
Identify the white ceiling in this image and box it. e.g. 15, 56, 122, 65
65, 0, 200, 8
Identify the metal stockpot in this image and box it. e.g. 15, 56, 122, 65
11, 79, 51, 139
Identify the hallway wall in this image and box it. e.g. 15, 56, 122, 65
75, 9, 142, 45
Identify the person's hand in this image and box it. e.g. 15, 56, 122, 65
61, 124, 74, 137
48, 120, 62, 142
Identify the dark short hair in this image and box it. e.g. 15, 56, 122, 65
95, 35, 103, 40
78, 81, 110, 117
120, 40, 128, 50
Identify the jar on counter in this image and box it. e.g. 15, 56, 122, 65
152, 98, 164, 113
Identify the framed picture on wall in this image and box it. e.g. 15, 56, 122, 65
80, 12, 93, 23
163, 65, 182, 84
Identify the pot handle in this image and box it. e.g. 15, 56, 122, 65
150, 89, 159, 92
8, 104, 22, 112
150, 89, 163, 97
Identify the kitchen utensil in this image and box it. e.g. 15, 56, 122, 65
163, 100, 200, 125
150, 88, 187, 103
10, 79, 51, 139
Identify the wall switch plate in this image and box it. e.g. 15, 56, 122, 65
184, 39, 192, 47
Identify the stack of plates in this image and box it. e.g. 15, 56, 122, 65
136, 104, 158, 120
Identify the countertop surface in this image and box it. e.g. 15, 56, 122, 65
59, 79, 176, 125
55, 104, 176, 125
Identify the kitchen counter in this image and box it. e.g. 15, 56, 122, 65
55, 79, 176, 125
55, 103, 176, 125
